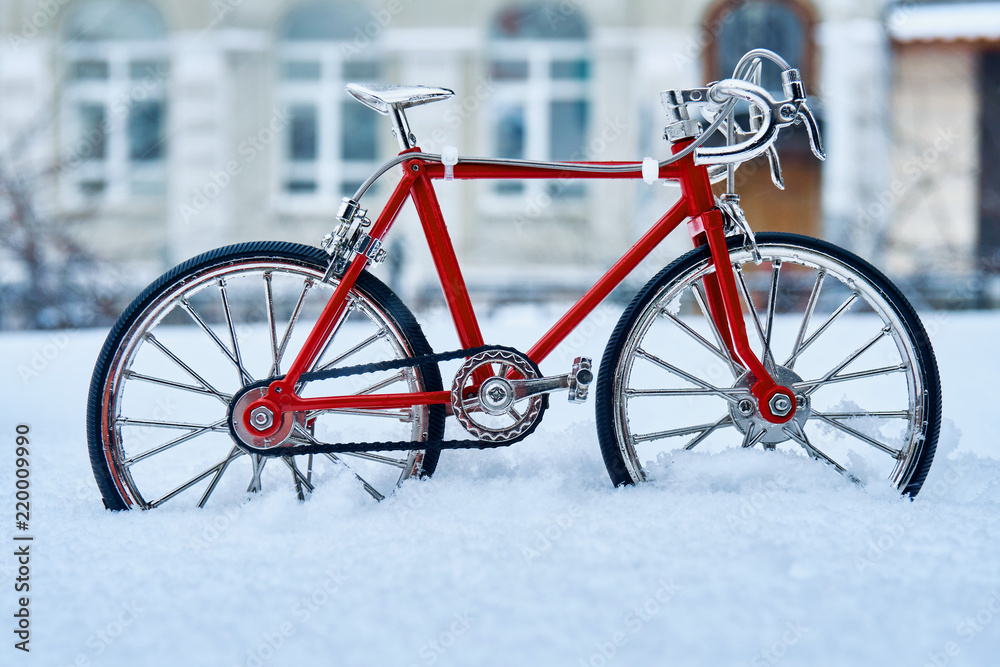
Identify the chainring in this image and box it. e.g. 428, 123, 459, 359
450, 349, 547, 443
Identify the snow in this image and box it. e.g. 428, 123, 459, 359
887, 2, 1000, 43
2, 307, 1000, 666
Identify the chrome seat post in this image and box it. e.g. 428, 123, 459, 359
390, 107, 417, 150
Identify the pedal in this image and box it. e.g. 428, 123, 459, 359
567, 357, 593, 404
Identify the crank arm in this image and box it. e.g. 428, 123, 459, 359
510, 357, 594, 403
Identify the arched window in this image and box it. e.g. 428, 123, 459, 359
706, 0, 815, 93
61, 0, 167, 203
703, 0, 822, 238
488, 4, 590, 199
277, 2, 381, 204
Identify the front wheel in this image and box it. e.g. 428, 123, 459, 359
596, 233, 941, 496
87, 241, 444, 510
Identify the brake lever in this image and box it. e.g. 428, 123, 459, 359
748, 86, 785, 190
797, 102, 826, 160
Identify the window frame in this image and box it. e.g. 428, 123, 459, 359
481, 35, 592, 216
703, 0, 817, 92
60, 39, 168, 209
274, 42, 383, 214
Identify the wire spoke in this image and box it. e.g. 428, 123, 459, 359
322, 453, 385, 501
178, 298, 255, 387
633, 416, 733, 444
764, 259, 781, 357
634, 347, 744, 405
784, 292, 860, 367
793, 364, 907, 391
735, 264, 774, 369
247, 454, 266, 493
811, 412, 904, 458
307, 298, 357, 373
315, 329, 388, 372
741, 423, 767, 449
198, 445, 244, 508
123, 418, 229, 466
264, 272, 280, 377
124, 370, 232, 401
339, 451, 409, 469
816, 410, 911, 419
626, 387, 749, 399
147, 447, 245, 509
321, 407, 415, 421
144, 333, 229, 403
783, 421, 860, 483
788, 269, 826, 370
218, 278, 249, 388
281, 456, 315, 496
683, 415, 733, 450
273, 278, 314, 376
117, 417, 230, 432
801, 326, 891, 397
659, 308, 738, 372
691, 282, 744, 376
356, 370, 408, 395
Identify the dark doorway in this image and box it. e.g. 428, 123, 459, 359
979, 51, 1000, 272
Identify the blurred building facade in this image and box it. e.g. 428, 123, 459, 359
0, 0, 996, 315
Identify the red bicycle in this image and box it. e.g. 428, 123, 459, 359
87, 49, 941, 509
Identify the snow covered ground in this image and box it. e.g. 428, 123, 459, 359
1, 305, 999, 667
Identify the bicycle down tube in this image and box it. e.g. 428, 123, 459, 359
247, 141, 786, 432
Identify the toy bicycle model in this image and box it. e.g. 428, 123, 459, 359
87, 49, 941, 510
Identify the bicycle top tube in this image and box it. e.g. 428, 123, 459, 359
350, 98, 735, 201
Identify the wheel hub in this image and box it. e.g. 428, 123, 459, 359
229, 384, 304, 451
729, 366, 810, 445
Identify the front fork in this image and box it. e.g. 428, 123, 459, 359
675, 141, 795, 425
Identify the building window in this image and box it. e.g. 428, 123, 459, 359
487, 4, 591, 200
277, 3, 382, 205
61, 0, 167, 204
706, 0, 815, 92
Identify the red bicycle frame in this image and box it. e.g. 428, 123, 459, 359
245, 140, 794, 437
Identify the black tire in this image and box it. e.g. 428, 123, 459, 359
87, 241, 444, 510
596, 233, 940, 496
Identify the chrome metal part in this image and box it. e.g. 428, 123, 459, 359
249, 406, 274, 432
346, 83, 455, 151
568, 357, 594, 403
231, 386, 305, 450
769, 393, 793, 418
451, 349, 545, 443
729, 367, 808, 446
322, 197, 385, 279
717, 194, 761, 264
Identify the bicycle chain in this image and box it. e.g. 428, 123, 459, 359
232, 344, 547, 457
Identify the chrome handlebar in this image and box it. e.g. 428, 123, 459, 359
661, 49, 825, 190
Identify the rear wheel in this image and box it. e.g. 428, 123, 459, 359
87, 241, 444, 510
596, 233, 941, 496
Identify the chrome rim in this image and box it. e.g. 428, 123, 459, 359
100, 259, 432, 509
613, 242, 925, 489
